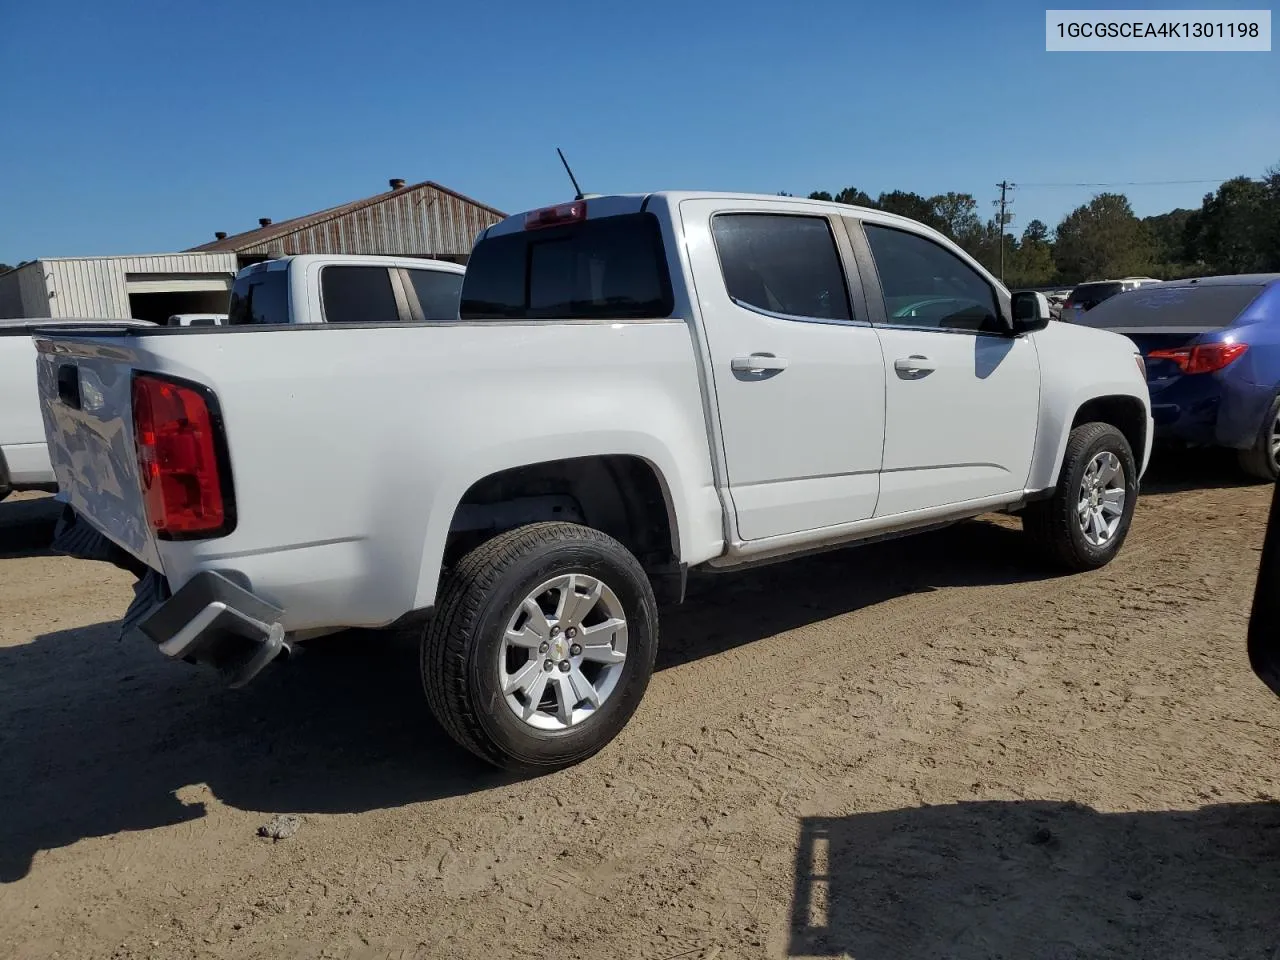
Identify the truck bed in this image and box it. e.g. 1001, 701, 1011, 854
35, 320, 717, 631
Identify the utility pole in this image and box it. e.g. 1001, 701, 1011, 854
994, 181, 1015, 283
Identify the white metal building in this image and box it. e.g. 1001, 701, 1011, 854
0, 252, 239, 324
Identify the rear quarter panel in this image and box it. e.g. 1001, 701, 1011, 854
131, 322, 722, 630
1227, 284, 1280, 387
1217, 284, 1280, 447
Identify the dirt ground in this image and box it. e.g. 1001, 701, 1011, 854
1, 458, 1278, 960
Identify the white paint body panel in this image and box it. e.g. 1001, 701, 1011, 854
678, 197, 886, 540
37, 321, 722, 630
874, 328, 1040, 516
34, 193, 1152, 635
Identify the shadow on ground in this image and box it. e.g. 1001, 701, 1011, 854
0, 494, 59, 557
1141, 446, 1262, 495
0, 519, 1047, 882
789, 800, 1280, 959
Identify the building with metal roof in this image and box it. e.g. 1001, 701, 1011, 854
0, 179, 504, 323
187, 178, 506, 267
0, 253, 239, 323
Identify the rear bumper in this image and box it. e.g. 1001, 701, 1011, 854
1150, 376, 1274, 450
125, 569, 289, 688
52, 506, 289, 687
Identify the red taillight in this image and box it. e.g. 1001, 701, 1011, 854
524, 201, 587, 230
132, 373, 232, 539
1148, 342, 1248, 375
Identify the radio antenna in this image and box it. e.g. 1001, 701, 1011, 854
557, 147, 585, 201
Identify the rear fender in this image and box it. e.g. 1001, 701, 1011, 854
410, 432, 719, 610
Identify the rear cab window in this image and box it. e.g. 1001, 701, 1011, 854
228, 270, 290, 325
460, 212, 673, 320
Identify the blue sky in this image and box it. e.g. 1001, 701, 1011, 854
0, 0, 1276, 263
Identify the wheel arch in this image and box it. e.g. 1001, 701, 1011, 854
413, 443, 693, 611
1071, 395, 1148, 467
1027, 387, 1151, 494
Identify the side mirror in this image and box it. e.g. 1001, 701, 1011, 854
1010, 291, 1051, 333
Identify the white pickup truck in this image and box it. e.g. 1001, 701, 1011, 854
35, 192, 1152, 771
226, 254, 465, 325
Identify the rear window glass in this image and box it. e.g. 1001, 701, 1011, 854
321, 266, 399, 324
407, 268, 463, 321
1068, 282, 1123, 309
1079, 284, 1266, 330
227, 271, 290, 325
460, 212, 673, 320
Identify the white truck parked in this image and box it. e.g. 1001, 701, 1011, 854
226, 254, 465, 326
34, 192, 1152, 771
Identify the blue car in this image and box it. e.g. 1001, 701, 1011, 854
1077, 274, 1280, 480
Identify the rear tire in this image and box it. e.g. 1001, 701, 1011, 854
421, 522, 659, 772
1024, 422, 1138, 572
1238, 396, 1280, 483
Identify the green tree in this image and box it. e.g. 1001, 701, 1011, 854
1004, 220, 1055, 286
1142, 209, 1192, 265
957, 219, 1006, 274
929, 192, 981, 242
0, 263, 13, 274
876, 190, 942, 230
807, 190, 833, 201
1022, 219, 1050, 245
834, 187, 875, 207
1186, 176, 1274, 273
1053, 193, 1155, 282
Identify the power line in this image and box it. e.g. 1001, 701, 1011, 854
1017, 177, 1244, 188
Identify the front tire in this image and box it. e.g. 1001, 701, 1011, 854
1238, 395, 1280, 483
1024, 422, 1138, 572
422, 522, 659, 772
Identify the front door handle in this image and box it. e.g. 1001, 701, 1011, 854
731, 354, 789, 373
893, 355, 936, 379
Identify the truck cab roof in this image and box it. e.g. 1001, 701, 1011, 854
481, 190, 982, 269
241, 254, 466, 276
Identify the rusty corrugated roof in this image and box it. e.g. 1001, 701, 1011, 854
187, 180, 507, 254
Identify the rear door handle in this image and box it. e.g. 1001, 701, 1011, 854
731, 354, 789, 373
893, 355, 936, 379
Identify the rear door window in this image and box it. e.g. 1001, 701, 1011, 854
406, 268, 463, 321
711, 214, 852, 321
460, 213, 673, 320
320, 266, 400, 324
227, 271, 290, 325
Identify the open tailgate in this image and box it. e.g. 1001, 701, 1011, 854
34, 327, 164, 572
